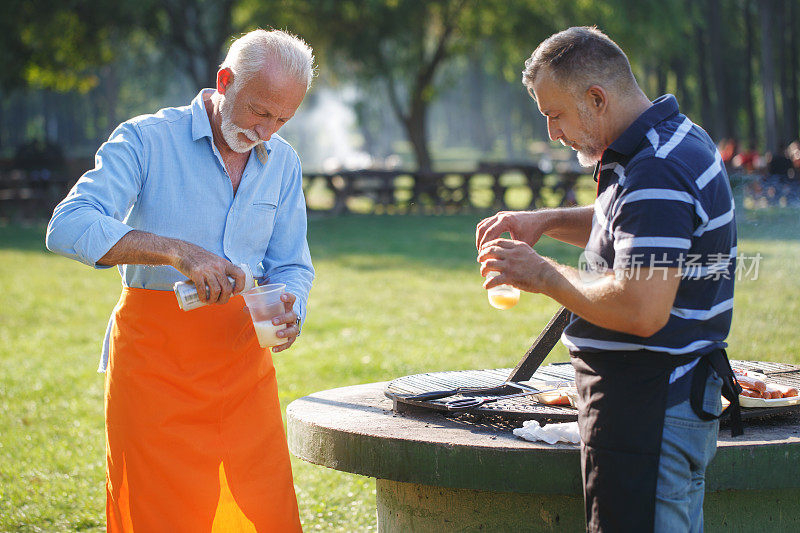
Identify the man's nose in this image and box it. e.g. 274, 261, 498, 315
254, 121, 278, 141
547, 119, 561, 142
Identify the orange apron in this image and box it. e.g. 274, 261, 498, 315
105, 287, 301, 532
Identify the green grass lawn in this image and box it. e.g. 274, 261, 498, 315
1, 207, 799, 531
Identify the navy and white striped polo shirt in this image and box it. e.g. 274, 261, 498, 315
562, 95, 736, 367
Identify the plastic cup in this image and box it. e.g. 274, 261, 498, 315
243, 283, 289, 347
486, 271, 520, 310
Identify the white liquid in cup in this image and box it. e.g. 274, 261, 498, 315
253, 320, 289, 348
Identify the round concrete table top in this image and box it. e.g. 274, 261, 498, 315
287, 382, 800, 495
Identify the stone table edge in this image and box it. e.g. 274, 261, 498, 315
287, 382, 800, 494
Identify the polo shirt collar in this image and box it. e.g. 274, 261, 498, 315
607, 94, 680, 155
190, 89, 272, 163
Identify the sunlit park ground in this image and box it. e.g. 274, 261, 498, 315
2, 177, 800, 531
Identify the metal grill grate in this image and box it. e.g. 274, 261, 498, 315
387, 369, 510, 395
732, 360, 800, 384
386, 360, 800, 423
386, 364, 578, 422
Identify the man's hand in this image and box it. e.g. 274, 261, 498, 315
97, 230, 247, 305
476, 206, 594, 250
270, 292, 300, 353
478, 238, 555, 293
479, 237, 682, 336
476, 211, 549, 251
173, 242, 246, 305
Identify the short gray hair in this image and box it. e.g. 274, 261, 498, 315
221, 29, 316, 89
522, 26, 638, 98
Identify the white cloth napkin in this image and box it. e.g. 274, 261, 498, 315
513, 420, 581, 445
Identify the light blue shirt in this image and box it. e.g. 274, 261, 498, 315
46, 89, 315, 371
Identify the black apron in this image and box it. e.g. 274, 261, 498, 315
571, 349, 742, 533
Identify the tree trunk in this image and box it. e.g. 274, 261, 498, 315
744, 0, 758, 147
780, 0, 798, 142
43, 90, 57, 143
693, 10, 714, 131
504, 83, 516, 160
643, 63, 655, 99
672, 57, 691, 111
789, 0, 800, 141
0, 90, 5, 153
91, 85, 105, 142
778, 0, 790, 143
403, 103, 432, 173
158, 0, 233, 89
468, 54, 491, 154
70, 91, 88, 147
102, 64, 120, 137
353, 100, 377, 158
395, 10, 457, 172
66, 92, 81, 149
759, 0, 779, 152
9, 91, 23, 148
203, 54, 221, 88
674, 10, 695, 116
655, 63, 667, 98
707, 0, 730, 139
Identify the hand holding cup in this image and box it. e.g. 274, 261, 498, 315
243, 284, 300, 351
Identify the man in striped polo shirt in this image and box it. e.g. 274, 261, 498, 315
476, 27, 740, 532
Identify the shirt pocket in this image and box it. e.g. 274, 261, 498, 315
253, 200, 278, 210
242, 200, 278, 256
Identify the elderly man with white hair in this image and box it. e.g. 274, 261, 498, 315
47, 30, 315, 531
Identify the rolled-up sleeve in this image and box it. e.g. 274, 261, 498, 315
262, 157, 315, 324
46, 122, 145, 268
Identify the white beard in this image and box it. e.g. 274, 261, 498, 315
577, 149, 601, 168
218, 87, 261, 153
574, 103, 605, 168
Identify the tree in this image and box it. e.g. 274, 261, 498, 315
708, 0, 732, 139
789, 0, 800, 141
744, 0, 759, 147
299, 0, 476, 171
778, 0, 799, 143
276, 0, 543, 171
758, 0, 779, 152
0, 0, 176, 93
4, 0, 798, 162
141, 0, 236, 88
0, 0, 141, 151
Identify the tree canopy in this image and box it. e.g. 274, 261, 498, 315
1, 0, 798, 165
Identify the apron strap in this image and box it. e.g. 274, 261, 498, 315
689, 349, 744, 437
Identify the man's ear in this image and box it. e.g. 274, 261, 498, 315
217, 68, 234, 94
585, 85, 608, 115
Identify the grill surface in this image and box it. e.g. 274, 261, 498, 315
386, 360, 800, 423
386, 363, 578, 422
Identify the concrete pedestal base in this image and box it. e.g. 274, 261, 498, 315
376, 479, 585, 532
287, 382, 800, 532
375, 480, 800, 532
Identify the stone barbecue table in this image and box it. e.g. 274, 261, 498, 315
287, 381, 800, 532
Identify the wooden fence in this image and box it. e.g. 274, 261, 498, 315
0, 161, 583, 223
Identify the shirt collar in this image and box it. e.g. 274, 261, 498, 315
607, 94, 680, 156
190, 89, 271, 164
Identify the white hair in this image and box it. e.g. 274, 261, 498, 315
221, 29, 316, 89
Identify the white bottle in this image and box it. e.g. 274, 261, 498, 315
174, 263, 255, 311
